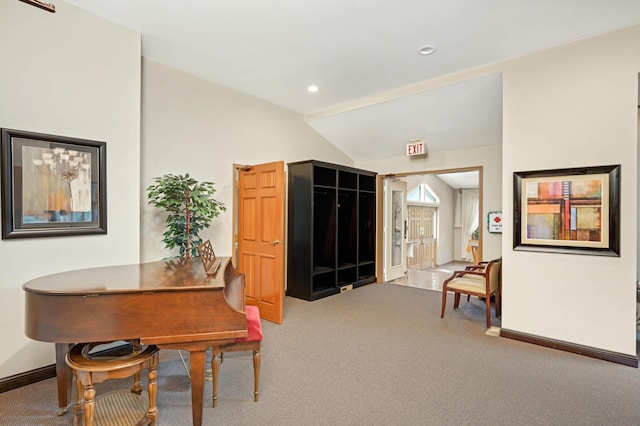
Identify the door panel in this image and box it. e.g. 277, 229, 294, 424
260, 255, 277, 304
237, 161, 284, 324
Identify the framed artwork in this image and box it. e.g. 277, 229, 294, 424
513, 165, 620, 256
487, 211, 502, 233
1, 128, 107, 239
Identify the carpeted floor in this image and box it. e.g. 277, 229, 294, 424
2, 283, 640, 425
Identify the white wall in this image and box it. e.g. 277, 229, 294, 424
502, 25, 640, 355
358, 144, 503, 262
140, 59, 352, 261
0, 2, 141, 376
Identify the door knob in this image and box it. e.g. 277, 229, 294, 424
271, 240, 281, 246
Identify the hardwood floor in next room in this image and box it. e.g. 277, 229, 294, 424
388, 261, 472, 292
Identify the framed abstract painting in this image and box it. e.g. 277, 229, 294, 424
513, 165, 620, 256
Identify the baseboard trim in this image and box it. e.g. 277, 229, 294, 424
0, 341, 134, 393
501, 328, 639, 368
0, 364, 56, 394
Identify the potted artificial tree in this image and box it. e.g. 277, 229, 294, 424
147, 173, 226, 259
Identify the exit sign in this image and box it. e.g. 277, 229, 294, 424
406, 140, 425, 156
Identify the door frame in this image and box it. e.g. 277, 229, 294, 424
231, 163, 255, 264
376, 166, 483, 281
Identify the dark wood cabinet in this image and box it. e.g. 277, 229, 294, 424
287, 160, 377, 301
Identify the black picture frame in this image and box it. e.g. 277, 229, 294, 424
1, 128, 107, 239
513, 164, 620, 257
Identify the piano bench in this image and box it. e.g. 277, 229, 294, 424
65, 342, 160, 426
211, 305, 263, 408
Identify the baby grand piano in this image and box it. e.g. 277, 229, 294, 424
23, 256, 247, 426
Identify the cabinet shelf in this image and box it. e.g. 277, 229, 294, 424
338, 263, 356, 269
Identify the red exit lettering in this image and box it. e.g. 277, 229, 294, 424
406, 142, 424, 156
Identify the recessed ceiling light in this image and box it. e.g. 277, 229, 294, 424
418, 45, 436, 56
307, 85, 319, 93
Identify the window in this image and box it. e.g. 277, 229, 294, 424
407, 187, 421, 202
407, 184, 439, 204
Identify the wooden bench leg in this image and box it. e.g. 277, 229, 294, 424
72, 371, 83, 418
212, 351, 221, 408
146, 353, 159, 425
82, 377, 96, 426
253, 349, 260, 402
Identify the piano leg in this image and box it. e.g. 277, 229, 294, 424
152, 340, 236, 426
188, 349, 206, 426
54, 343, 73, 415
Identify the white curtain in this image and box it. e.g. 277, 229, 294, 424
460, 189, 479, 261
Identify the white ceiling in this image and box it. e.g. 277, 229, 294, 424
435, 171, 479, 189
61, 0, 640, 161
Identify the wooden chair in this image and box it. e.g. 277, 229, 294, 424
65, 341, 159, 426
195, 240, 263, 408
440, 258, 502, 328
463, 257, 502, 318
211, 304, 263, 407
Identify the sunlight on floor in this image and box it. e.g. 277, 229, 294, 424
388, 261, 472, 292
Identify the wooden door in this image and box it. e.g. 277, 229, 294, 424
407, 205, 436, 270
237, 161, 285, 324
407, 205, 422, 270
421, 206, 436, 269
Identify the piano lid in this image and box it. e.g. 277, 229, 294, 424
22, 257, 231, 295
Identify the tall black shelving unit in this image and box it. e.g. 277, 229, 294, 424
287, 160, 377, 301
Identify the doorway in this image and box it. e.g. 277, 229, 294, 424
377, 166, 483, 285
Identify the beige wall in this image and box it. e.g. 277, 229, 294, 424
501, 25, 640, 355
358, 144, 503, 262
0, 2, 141, 376
140, 59, 352, 262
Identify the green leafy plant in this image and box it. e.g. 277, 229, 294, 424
147, 173, 226, 259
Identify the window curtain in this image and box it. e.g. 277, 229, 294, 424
460, 189, 479, 261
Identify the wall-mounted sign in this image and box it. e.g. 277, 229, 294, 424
488, 211, 502, 233
406, 140, 426, 157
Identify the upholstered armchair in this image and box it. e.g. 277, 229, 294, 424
440, 258, 502, 328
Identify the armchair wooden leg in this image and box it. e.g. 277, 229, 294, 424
441, 288, 448, 318
453, 292, 461, 309
485, 297, 491, 328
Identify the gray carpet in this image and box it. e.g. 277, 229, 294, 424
2, 283, 640, 425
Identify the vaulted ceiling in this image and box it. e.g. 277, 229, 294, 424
63, 0, 640, 161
